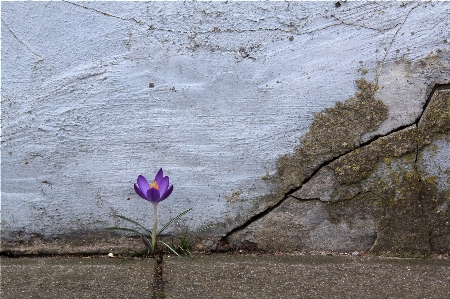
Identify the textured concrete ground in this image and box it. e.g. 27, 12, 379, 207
2, 254, 449, 299
1, 257, 156, 299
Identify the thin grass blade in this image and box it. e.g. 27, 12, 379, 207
104, 226, 147, 237
186, 223, 220, 242
105, 227, 153, 251
159, 240, 181, 257
113, 214, 152, 235
158, 208, 193, 234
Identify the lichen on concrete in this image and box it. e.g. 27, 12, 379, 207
418, 89, 450, 144
228, 85, 450, 257
229, 78, 390, 251
321, 89, 450, 200
227, 78, 389, 245
367, 158, 450, 257
277, 78, 388, 192
330, 126, 417, 186
300, 89, 450, 257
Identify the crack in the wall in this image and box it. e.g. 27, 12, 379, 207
414, 138, 420, 163
297, 82, 450, 197
1, 18, 43, 59
61, 1, 396, 44
327, 1, 423, 34
59, 1, 423, 63
63, 1, 143, 25
329, 16, 392, 33
62, 1, 302, 36
222, 82, 450, 245
346, 82, 450, 161
375, 3, 419, 85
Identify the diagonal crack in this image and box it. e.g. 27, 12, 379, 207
375, 3, 419, 85
63, 1, 144, 26
1, 18, 43, 59
329, 15, 393, 33
221, 82, 450, 242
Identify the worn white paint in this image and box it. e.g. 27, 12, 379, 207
2, 1, 449, 240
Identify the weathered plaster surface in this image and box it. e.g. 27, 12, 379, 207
1, 2, 449, 255
229, 89, 450, 256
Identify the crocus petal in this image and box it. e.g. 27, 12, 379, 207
134, 183, 148, 200
137, 175, 150, 195
147, 188, 161, 203
154, 168, 164, 184
159, 185, 173, 201
158, 176, 169, 194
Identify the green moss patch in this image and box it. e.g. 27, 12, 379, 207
277, 79, 388, 191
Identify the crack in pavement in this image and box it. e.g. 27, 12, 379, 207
152, 254, 166, 299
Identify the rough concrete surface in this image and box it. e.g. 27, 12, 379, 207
1, 257, 156, 299
0, 234, 149, 257
227, 88, 450, 257
2, 254, 449, 299
164, 254, 450, 299
2, 1, 450, 255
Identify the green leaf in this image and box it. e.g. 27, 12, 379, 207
158, 208, 193, 234
159, 240, 181, 257
105, 227, 154, 251
104, 226, 147, 237
186, 223, 220, 242
113, 214, 152, 235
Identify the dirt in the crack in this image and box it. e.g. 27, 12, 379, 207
152, 254, 166, 299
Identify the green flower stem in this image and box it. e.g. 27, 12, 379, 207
152, 203, 158, 251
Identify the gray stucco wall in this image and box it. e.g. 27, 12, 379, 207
2, 1, 449, 255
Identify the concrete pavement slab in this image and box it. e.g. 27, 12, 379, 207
164, 254, 450, 299
2, 254, 449, 299
1, 257, 156, 299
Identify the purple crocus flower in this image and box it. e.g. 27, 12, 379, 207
134, 168, 173, 204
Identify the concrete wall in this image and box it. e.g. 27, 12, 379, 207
2, 1, 449, 256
